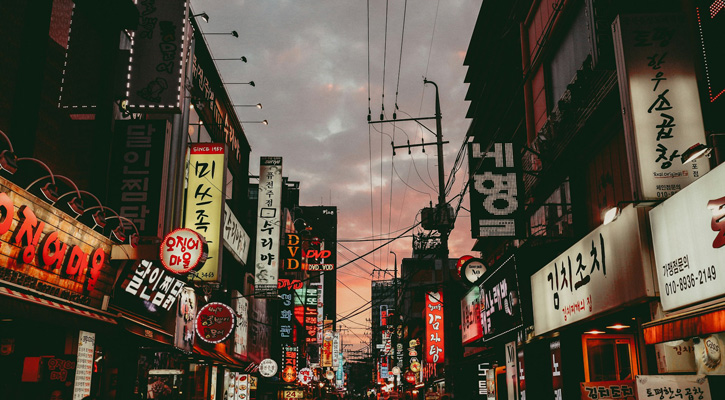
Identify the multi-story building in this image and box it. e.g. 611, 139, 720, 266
461, 0, 725, 399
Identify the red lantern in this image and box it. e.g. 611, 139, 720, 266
456, 255, 474, 277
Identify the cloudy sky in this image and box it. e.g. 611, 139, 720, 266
192, 0, 481, 351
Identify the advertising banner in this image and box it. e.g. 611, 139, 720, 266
425, 291, 444, 364
280, 345, 298, 383
531, 206, 656, 335
184, 144, 226, 282
479, 255, 522, 342
551, 340, 563, 400
278, 283, 294, 345
174, 287, 196, 353
126, 0, 189, 110
72, 331, 95, 400
613, 14, 709, 200
650, 163, 725, 311
254, 157, 283, 297
223, 204, 250, 266
322, 330, 333, 367
232, 291, 248, 360
635, 375, 711, 400
283, 233, 302, 271
468, 142, 523, 238
332, 332, 341, 370
461, 286, 483, 345
108, 119, 170, 238
580, 380, 636, 400
121, 260, 186, 311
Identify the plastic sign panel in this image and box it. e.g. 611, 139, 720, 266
126, 0, 189, 110
461, 286, 483, 345
613, 14, 710, 200
122, 260, 186, 311
195, 302, 236, 344
531, 206, 657, 335
258, 358, 278, 378
184, 144, 226, 282
232, 291, 248, 360
174, 287, 196, 353
635, 375, 711, 400
283, 233, 302, 271
160, 228, 208, 274
462, 258, 487, 284
506, 342, 518, 400
479, 255, 522, 342
223, 204, 250, 266
254, 157, 283, 297
425, 291, 445, 364
297, 368, 313, 385
322, 330, 333, 367
72, 331, 95, 400
281, 345, 298, 383
468, 142, 523, 238
581, 380, 636, 400
650, 163, 725, 311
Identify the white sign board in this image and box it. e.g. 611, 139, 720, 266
635, 375, 711, 400
505, 341, 518, 400
613, 14, 709, 200
254, 157, 283, 297
650, 163, 725, 311
73, 330, 95, 400
232, 291, 248, 359
223, 204, 250, 265
531, 206, 656, 335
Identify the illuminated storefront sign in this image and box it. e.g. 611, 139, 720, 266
184, 144, 226, 282
461, 286, 482, 345
160, 228, 207, 274
613, 14, 710, 200
281, 345, 298, 383
322, 330, 333, 367
696, 1, 725, 106
121, 260, 186, 311
635, 375, 711, 400
278, 282, 295, 345
72, 330, 95, 400
650, 163, 725, 311
258, 358, 278, 378
126, 0, 189, 110
254, 157, 283, 297
174, 287, 196, 353
580, 380, 636, 400
468, 142, 523, 238
479, 255, 522, 342
425, 291, 444, 364
531, 206, 657, 335
0, 178, 112, 303
195, 302, 236, 344
283, 233, 301, 271
223, 204, 250, 266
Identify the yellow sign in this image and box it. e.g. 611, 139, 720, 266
184, 144, 226, 282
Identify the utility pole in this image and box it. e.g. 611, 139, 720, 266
390, 250, 399, 395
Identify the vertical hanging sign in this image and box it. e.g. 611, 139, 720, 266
184, 144, 226, 282
254, 157, 283, 297
468, 142, 523, 238
613, 14, 710, 200
72, 330, 95, 400
425, 291, 445, 364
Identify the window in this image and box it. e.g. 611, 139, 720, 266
547, 4, 592, 108
529, 179, 573, 237
582, 334, 638, 382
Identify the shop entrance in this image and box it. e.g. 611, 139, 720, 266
581, 334, 638, 382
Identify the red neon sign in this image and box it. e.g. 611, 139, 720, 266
425, 291, 445, 364
195, 302, 236, 344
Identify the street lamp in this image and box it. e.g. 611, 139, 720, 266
213, 56, 247, 63
226, 81, 255, 87
192, 12, 209, 23
233, 103, 262, 109
241, 120, 268, 125
205, 31, 239, 38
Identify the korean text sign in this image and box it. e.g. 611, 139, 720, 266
254, 157, 283, 297
531, 205, 656, 335
580, 380, 636, 400
613, 14, 709, 200
232, 291, 249, 359
122, 260, 186, 311
479, 255, 522, 342
184, 144, 226, 282
223, 204, 250, 266
650, 163, 725, 311
425, 291, 444, 364
126, 0, 189, 110
72, 331, 95, 400
461, 286, 482, 345
109, 120, 170, 237
635, 375, 711, 400
467, 142, 523, 238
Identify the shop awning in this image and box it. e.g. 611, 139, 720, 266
0, 285, 116, 324
118, 313, 175, 346
642, 300, 725, 344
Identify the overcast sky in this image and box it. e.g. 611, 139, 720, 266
191, 0, 482, 351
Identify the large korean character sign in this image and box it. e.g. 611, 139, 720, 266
184, 144, 226, 282
254, 157, 283, 297
425, 291, 444, 364
613, 14, 709, 200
